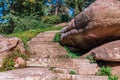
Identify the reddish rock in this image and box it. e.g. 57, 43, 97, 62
60, 0, 120, 52
72, 75, 108, 80
0, 35, 25, 68
14, 57, 26, 68
55, 22, 68, 27
83, 40, 120, 62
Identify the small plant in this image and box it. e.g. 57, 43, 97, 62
57, 54, 70, 59
64, 46, 81, 58
108, 75, 118, 80
53, 32, 60, 42
97, 66, 118, 80
69, 70, 77, 75
52, 69, 63, 73
86, 55, 96, 63
0, 52, 28, 71
49, 67, 56, 71
97, 66, 111, 76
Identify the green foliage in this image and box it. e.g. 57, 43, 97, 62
41, 15, 61, 24
53, 32, 61, 42
64, 46, 81, 58
108, 76, 118, 80
49, 67, 55, 71
97, 66, 118, 80
69, 70, 77, 75
86, 55, 96, 63
9, 27, 62, 45
0, 52, 28, 71
12, 0, 44, 16
97, 66, 111, 76
65, 0, 86, 13
0, 14, 53, 34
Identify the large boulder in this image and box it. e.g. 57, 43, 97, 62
60, 0, 120, 52
82, 40, 120, 62
0, 35, 25, 67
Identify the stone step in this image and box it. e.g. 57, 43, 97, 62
27, 58, 77, 69
72, 59, 90, 63
30, 36, 55, 42
50, 66, 99, 75
0, 68, 52, 80
36, 30, 60, 38
28, 42, 68, 58
0, 68, 108, 80
72, 75, 108, 80
27, 58, 99, 75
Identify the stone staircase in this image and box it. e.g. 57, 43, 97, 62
0, 31, 108, 80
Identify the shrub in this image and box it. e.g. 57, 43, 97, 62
0, 14, 53, 34
97, 66, 118, 80
108, 75, 118, 80
97, 66, 111, 76
41, 15, 61, 24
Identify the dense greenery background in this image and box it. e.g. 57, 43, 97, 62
0, 0, 95, 34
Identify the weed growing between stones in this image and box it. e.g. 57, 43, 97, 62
97, 66, 118, 80
56, 54, 70, 59
49, 67, 63, 73
69, 70, 77, 75
0, 52, 28, 71
49, 67, 56, 71
86, 55, 96, 63
53, 32, 61, 42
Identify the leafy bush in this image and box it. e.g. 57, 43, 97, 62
0, 14, 53, 34
12, 0, 44, 16
108, 76, 118, 80
41, 15, 61, 24
97, 66, 111, 76
97, 66, 118, 80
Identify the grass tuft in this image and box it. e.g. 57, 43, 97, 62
0, 52, 28, 71
53, 32, 61, 42
69, 70, 77, 75
97, 66, 118, 80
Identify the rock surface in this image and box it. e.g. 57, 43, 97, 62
0, 35, 25, 67
14, 57, 26, 68
60, 0, 120, 52
82, 40, 120, 62
111, 66, 120, 80
0, 31, 108, 80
